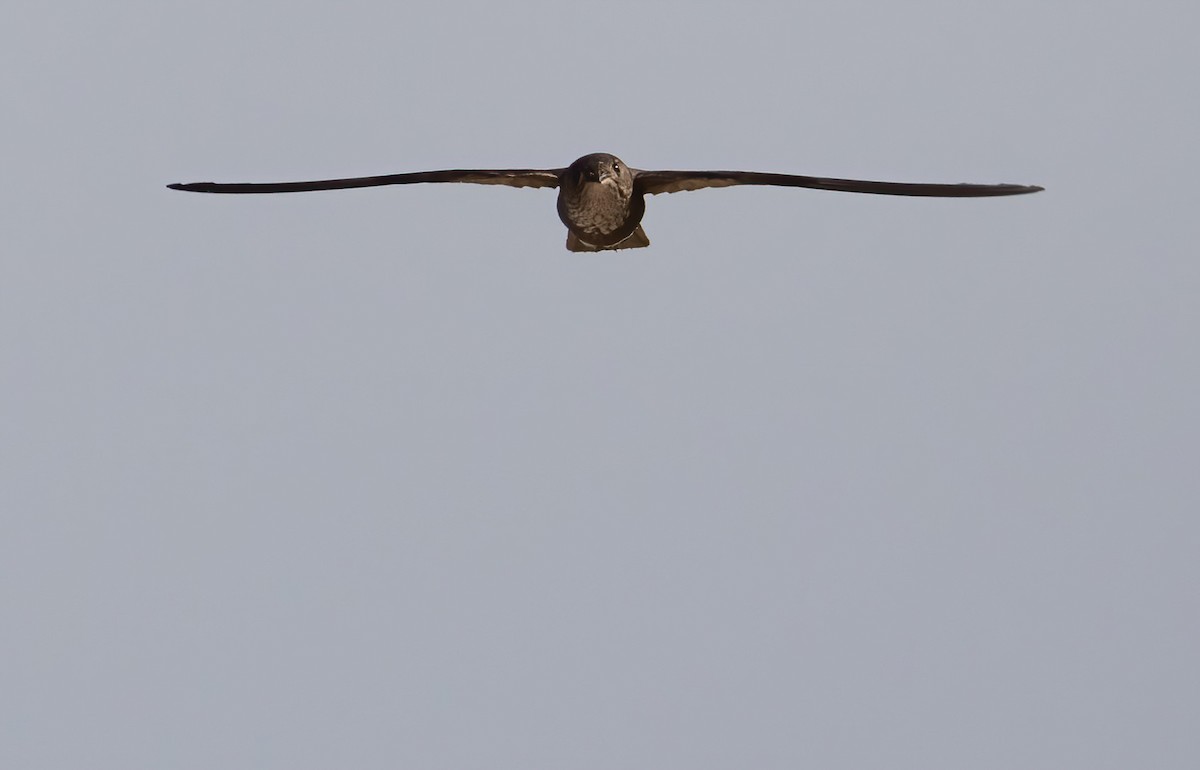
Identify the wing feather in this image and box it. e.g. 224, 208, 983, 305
634, 170, 1042, 197
168, 169, 563, 194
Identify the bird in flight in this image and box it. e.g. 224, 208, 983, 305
168, 153, 1043, 252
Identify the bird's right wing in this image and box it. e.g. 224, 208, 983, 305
634, 169, 1043, 197
168, 168, 564, 194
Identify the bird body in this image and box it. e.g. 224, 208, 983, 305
169, 152, 1042, 251
556, 153, 646, 250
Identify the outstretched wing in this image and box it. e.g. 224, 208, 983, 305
634, 170, 1042, 197
168, 168, 563, 194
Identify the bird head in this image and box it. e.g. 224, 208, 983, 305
569, 153, 633, 190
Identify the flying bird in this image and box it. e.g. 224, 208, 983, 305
168, 153, 1043, 252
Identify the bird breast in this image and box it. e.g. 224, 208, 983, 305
561, 180, 632, 236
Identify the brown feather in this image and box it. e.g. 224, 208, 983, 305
168, 169, 562, 194
634, 169, 1043, 197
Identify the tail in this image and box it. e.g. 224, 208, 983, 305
565, 225, 650, 252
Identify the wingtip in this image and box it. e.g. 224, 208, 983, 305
996, 183, 1044, 195
167, 182, 216, 192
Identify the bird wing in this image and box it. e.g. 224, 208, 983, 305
633, 170, 1043, 197
168, 168, 564, 194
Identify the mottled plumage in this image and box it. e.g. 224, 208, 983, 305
169, 152, 1043, 251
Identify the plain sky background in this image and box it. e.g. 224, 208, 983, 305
3, 2, 1197, 768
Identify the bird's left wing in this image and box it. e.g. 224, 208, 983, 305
168, 168, 564, 194
634, 169, 1043, 198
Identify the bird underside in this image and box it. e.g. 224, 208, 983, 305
565, 226, 651, 252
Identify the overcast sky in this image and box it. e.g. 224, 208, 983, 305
3, 2, 1198, 769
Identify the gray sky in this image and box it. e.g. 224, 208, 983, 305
3, 2, 1198, 768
